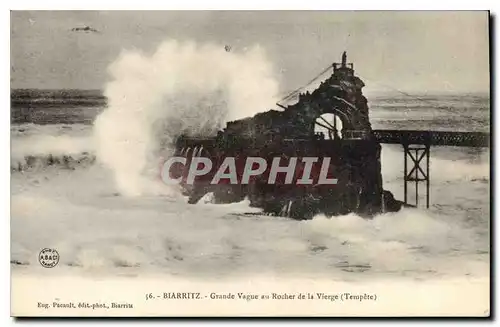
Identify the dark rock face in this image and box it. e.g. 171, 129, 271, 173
174, 53, 403, 219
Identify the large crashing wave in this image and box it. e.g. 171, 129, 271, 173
93, 40, 280, 197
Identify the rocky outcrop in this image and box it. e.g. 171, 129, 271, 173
174, 53, 403, 219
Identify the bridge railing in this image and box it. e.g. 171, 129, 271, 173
372, 130, 490, 148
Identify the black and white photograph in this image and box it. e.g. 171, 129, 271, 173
9, 10, 490, 317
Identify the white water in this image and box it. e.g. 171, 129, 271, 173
11, 124, 490, 281
93, 40, 279, 197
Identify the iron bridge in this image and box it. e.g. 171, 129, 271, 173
372, 129, 490, 209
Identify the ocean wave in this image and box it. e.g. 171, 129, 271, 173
11, 88, 106, 107
11, 123, 93, 137
11, 152, 96, 172
11, 123, 96, 172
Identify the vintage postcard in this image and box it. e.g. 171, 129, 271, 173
10, 10, 490, 317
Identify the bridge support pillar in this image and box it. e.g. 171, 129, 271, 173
403, 144, 430, 208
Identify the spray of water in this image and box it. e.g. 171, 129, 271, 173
93, 40, 280, 196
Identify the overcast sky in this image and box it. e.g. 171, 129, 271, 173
10, 11, 489, 95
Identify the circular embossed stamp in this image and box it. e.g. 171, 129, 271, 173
39, 248, 59, 268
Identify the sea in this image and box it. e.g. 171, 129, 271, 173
10, 89, 491, 315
